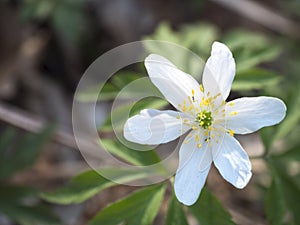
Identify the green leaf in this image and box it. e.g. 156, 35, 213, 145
0, 127, 16, 156
189, 188, 236, 225
270, 160, 300, 224
41, 168, 151, 204
100, 138, 160, 166
232, 68, 282, 91
223, 30, 281, 73
76, 82, 119, 102
0, 125, 55, 180
165, 194, 189, 225
272, 145, 300, 162
274, 86, 300, 140
265, 170, 286, 225
259, 127, 274, 155
76, 72, 144, 102
0, 204, 60, 225
100, 97, 168, 132
0, 185, 60, 225
89, 184, 166, 225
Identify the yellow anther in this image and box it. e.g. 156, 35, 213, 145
188, 96, 193, 104
205, 131, 209, 136
200, 84, 204, 92
192, 125, 198, 130
229, 102, 235, 106
228, 129, 234, 137
195, 134, 200, 142
230, 111, 238, 116
192, 89, 195, 96
188, 105, 194, 111
208, 126, 212, 131
197, 143, 202, 148
213, 93, 221, 99
176, 115, 181, 119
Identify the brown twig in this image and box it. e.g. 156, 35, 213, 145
0, 101, 99, 153
211, 0, 300, 39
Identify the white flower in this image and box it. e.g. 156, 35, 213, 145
123, 42, 286, 205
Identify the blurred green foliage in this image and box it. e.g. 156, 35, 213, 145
2, 0, 300, 224
20, 0, 87, 44
0, 126, 60, 225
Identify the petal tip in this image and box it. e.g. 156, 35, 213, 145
235, 170, 252, 189
211, 41, 233, 57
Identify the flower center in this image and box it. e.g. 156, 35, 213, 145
195, 110, 213, 129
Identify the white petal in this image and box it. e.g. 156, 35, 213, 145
178, 130, 213, 172
175, 136, 212, 206
124, 109, 190, 145
214, 133, 252, 188
226, 97, 287, 134
202, 42, 235, 100
145, 54, 203, 111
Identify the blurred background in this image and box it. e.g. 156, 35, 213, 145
0, 0, 300, 225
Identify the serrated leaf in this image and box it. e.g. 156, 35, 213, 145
189, 188, 236, 225
41, 168, 150, 204
232, 68, 281, 91
0, 126, 55, 180
100, 138, 160, 166
165, 194, 189, 225
89, 184, 166, 225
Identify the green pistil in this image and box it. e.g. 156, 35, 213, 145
195, 110, 213, 129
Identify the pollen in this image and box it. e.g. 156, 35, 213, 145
228, 129, 235, 137
230, 111, 238, 116
200, 84, 204, 92
195, 110, 213, 129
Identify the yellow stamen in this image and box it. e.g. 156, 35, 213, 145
200, 84, 204, 92
228, 129, 234, 137
230, 111, 238, 116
